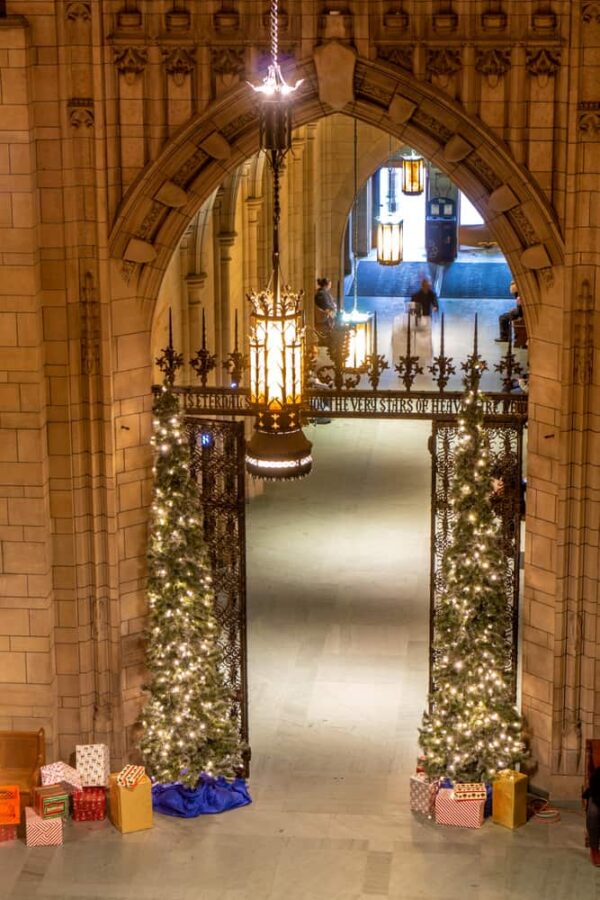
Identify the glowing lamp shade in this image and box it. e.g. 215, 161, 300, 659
341, 310, 373, 370
246, 287, 312, 480
402, 154, 425, 195
376, 221, 403, 267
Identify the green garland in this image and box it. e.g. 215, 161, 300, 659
419, 386, 526, 782
139, 382, 242, 785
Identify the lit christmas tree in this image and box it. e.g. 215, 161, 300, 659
419, 373, 526, 782
140, 334, 242, 786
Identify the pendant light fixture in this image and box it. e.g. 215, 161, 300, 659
246, 0, 312, 480
342, 119, 373, 369
376, 135, 403, 267
402, 150, 425, 195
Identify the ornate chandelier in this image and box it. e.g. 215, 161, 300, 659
402, 150, 425, 195
246, 0, 312, 480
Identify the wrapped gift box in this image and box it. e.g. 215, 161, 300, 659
492, 769, 528, 829
0, 786, 20, 826
71, 786, 107, 822
33, 785, 69, 820
25, 807, 63, 847
453, 782, 487, 801
409, 774, 439, 816
75, 744, 110, 787
109, 773, 153, 834
0, 824, 17, 843
435, 788, 484, 828
41, 761, 82, 794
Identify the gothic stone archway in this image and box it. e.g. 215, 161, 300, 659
108, 52, 568, 793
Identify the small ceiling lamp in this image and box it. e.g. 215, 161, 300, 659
402, 151, 425, 195
376, 220, 404, 267
246, 0, 312, 480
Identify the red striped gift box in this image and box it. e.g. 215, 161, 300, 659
25, 807, 63, 847
435, 787, 484, 828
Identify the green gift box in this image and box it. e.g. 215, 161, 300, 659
33, 785, 69, 820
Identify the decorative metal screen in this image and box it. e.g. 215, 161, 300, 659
186, 418, 250, 771
429, 418, 524, 695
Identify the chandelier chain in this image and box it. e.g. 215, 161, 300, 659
270, 0, 279, 65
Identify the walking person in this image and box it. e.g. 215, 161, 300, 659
410, 277, 439, 318
496, 281, 523, 342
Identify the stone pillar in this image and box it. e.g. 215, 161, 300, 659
354, 181, 371, 259
217, 232, 236, 377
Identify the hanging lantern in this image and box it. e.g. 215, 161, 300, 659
376, 220, 404, 266
402, 153, 425, 195
341, 310, 373, 371
245, 0, 311, 480
245, 287, 312, 480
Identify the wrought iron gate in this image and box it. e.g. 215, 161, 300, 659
429, 418, 524, 695
186, 418, 250, 770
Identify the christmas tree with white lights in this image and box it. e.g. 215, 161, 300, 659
140, 352, 242, 786
419, 380, 526, 782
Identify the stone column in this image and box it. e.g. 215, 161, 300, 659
217, 232, 236, 380
354, 181, 371, 259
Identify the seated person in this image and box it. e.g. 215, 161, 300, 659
496, 281, 523, 342
410, 278, 439, 318
314, 277, 337, 329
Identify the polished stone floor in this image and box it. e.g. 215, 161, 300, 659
1, 301, 585, 900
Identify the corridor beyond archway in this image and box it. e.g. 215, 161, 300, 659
247, 418, 431, 802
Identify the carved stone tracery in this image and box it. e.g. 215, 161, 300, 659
376, 44, 415, 73
209, 46, 246, 77
426, 48, 462, 80
582, 3, 600, 24
66, 1, 91, 21
526, 48, 561, 83
578, 102, 600, 135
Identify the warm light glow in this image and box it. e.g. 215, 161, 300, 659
341, 310, 373, 370
376, 221, 403, 266
402, 154, 425, 195
245, 454, 312, 471
248, 288, 304, 414
250, 63, 303, 98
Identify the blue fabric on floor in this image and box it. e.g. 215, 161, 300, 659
152, 775, 252, 818
350, 261, 433, 297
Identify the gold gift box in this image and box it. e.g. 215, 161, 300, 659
109, 773, 153, 834
492, 769, 528, 829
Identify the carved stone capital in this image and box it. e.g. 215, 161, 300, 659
376, 44, 414, 73
475, 48, 511, 87
526, 48, 561, 83
209, 46, 245, 77
66, 1, 91, 21
114, 45, 148, 84
578, 102, 600, 135
582, 3, 600, 24
67, 98, 94, 128
162, 46, 196, 86
426, 48, 462, 80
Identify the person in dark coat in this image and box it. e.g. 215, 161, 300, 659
583, 767, 600, 865
314, 277, 337, 328
410, 278, 439, 318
